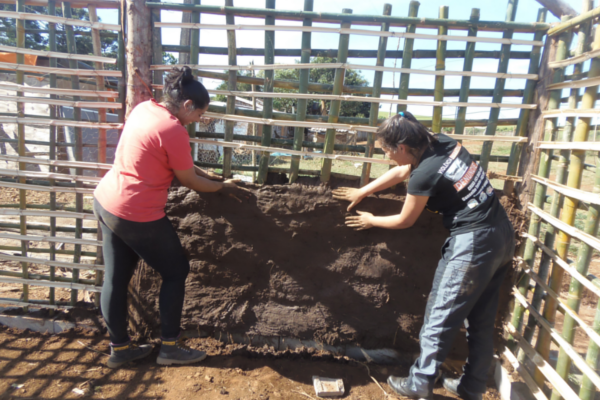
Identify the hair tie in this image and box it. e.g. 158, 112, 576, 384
399, 111, 404, 117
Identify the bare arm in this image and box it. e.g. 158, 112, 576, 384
332, 165, 411, 211
174, 167, 230, 192
194, 165, 223, 181
345, 194, 429, 230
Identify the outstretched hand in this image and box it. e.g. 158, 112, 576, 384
205, 170, 224, 181
345, 211, 374, 231
220, 179, 253, 203
332, 187, 366, 211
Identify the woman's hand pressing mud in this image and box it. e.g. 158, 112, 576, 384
205, 170, 224, 181
345, 211, 374, 231
220, 179, 253, 203
332, 187, 367, 211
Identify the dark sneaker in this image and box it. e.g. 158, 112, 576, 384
156, 336, 207, 366
387, 376, 432, 400
443, 376, 483, 400
107, 342, 153, 369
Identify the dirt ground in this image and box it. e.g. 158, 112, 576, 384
0, 325, 505, 400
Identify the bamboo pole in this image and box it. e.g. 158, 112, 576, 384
63, 2, 82, 307
15, 0, 28, 308
144, 2, 551, 33
0, 10, 120, 29
509, 29, 568, 356
455, 9, 480, 136
534, 21, 600, 388
547, 6, 600, 36
396, 1, 419, 115
580, 276, 600, 400
504, 8, 547, 195
47, 0, 57, 312
223, 0, 237, 178
0, 82, 120, 98
520, 15, 572, 357
155, 22, 544, 47
0, 0, 121, 8
256, 0, 275, 184
431, 6, 448, 134
288, 0, 313, 184
0, 62, 121, 76
359, 3, 392, 187
0, 245, 97, 257
0, 44, 117, 63
187, 0, 200, 160
479, 0, 518, 172
0, 96, 121, 109
181, 69, 526, 98
0, 155, 112, 170
151, 7, 163, 102
164, 45, 534, 61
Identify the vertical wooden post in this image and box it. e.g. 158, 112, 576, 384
89, 5, 105, 308
16, 0, 28, 308
454, 8, 480, 136
580, 276, 600, 400
534, 20, 600, 388
289, 0, 313, 184
151, 7, 163, 100
360, 3, 392, 187
257, 0, 275, 184
396, 1, 419, 114
223, 0, 237, 178
503, 8, 548, 194
187, 0, 200, 159
63, 2, 82, 306
47, 0, 57, 312
125, 0, 152, 118
118, 2, 126, 124
479, 0, 518, 171
431, 6, 448, 134
509, 30, 566, 358
320, 8, 352, 183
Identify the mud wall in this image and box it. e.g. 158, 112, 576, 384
129, 177, 489, 354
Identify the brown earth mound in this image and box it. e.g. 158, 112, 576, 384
128, 177, 514, 356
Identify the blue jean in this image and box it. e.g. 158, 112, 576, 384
94, 198, 190, 344
407, 217, 515, 394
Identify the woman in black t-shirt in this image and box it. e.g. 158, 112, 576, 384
333, 111, 514, 400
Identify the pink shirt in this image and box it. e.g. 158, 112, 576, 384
94, 100, 194, 222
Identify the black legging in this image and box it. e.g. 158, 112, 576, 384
93, 198, 190, 344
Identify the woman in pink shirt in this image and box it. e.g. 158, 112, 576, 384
94, 67, 240, 368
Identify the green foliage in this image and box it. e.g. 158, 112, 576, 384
163, 53, 178, 65
214, 57, 371, 118
0, 4, 118, 64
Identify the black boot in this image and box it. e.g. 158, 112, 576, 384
443, 376, 483, 400
387, 376, 433, 399
107, 341, 153, 368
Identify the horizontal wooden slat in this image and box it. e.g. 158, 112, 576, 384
537, 141, 600, 151
155, 23, 544, 47
207, 89, 537, 110
531, 175, 600, 205
151, 63, 538, 80
0, 253, 103, 270
0, 276, 101, 292
528, 203, 600, 252
0, 44, 117, 64
0, 10, 121, 31
0, 232, 101, 247
0, 208, 97, 221
502, 347, 548, 400
522, 233, 600, 298
0, 0, 119, 8
0, 168, 101, 184
512, 288, 600, 391
547, 6, 600, 37
0, 95, 121, 109
505, 322, 580, 400
548, 76, 600, 90
0, 181, 94, 194
0, 117, 122, 130
0, 62, 122, 77
542, 108, 600, 118
0, 82, 119, 98
203, 111, 528, 143
0, 155, 112, 171
549, 48, 600, 69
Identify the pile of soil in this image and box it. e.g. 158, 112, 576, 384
129, 176, 464, 354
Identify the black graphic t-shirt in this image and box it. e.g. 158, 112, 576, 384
407, 134, 506, 235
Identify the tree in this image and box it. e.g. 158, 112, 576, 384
0, 4, 118, 62
214, 57, 371, 118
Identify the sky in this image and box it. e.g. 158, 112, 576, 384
98, 0, 588, 121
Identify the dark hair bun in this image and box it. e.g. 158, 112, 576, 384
181, 66, 194, 84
